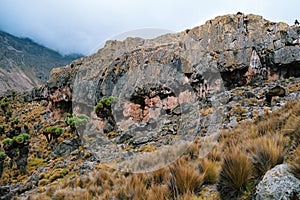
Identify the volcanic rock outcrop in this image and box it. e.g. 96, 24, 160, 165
32, 13, 300, 171
43, 13, 300, 109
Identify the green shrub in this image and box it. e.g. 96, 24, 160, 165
43, 127, 63, 143
43, 127, 63, 135
5, 111, 12, 117
0, 102, 9, 108
14, 135, 24, 143
2, 138, 13, 145
55, 128, 63, 135
66, 114, 89, 130
12, 133, 30, 144
217, 148, 253, 199
94, 96, 118, 112
0, 151, 5, 158
0, 125, 6, 129
0, 125, 6, 133
44, 127, 53, 133
21, 133, 30, 140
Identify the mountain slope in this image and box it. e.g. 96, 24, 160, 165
0, 31, 81, 93
0, 13, 300, 199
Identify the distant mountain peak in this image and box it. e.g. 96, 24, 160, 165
0, 30, 82, 93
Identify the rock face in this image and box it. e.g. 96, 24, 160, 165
35, 13, 300, 171
255, 164, 300, 200
0, 31, 81, 93
45, 13, 300, 108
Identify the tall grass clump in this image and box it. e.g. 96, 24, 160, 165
248, 135, 285, 177
217, 148, 253, 199
290, 146, 300, 179
199, 158, 219, 184
169, 159, 203, 197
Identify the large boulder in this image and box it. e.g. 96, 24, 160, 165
255, 164, 300, 200
41, 13, 300, 171
46, 13, 300, 109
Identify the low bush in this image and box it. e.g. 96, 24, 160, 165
66, 114, 89, 130
0, 151, 5, 158
94, 96, 118, 112
0, 102, 9, 109
43, 127, 63, 135
2, 138, 13, 145
66, 114, 89, 140
0, 125, 6, 133
8, 133, 31, 144
42, 127, 63, 143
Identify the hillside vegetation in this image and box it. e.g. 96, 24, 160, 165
0, 79, 299, 199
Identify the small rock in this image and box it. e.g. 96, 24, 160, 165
265, 85, 286, 105
79, 162, 95, 175
116, 133, 133, 144
172, 106, 181, 115
133, 136, 151, 145
53, 138, 80, 157
244, 91, 256, 98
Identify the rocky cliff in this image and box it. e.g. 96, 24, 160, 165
1, 13, 300, 199
0, 31, 81, 93
45, 13, 300, 108
34, 13, 300, 171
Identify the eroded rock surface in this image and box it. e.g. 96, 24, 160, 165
31, 13, 300, 171
44, 13, 300, 111
255, 164, 300, 200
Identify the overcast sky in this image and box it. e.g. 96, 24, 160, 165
0, 0, 298, 55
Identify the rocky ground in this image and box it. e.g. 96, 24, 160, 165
0, 12, 300, 199
0, 77, 299, 199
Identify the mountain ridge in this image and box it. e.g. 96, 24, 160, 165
0, 30, 82, 93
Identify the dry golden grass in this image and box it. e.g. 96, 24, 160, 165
169, 158, 204, 196
248, 135, 285, 177
151, 167, 171, 185
290, 146, 300, 179
282, 114, 300, 145
117, 174, 148, 200
217, 147, 253, 200
146, 184, 170, 200
187, 142, 200, 160
199, 158, 219, 184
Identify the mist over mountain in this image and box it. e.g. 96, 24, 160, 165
0, 30, 82, 93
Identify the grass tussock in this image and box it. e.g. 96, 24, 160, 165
199, 158, 219, 184
290, 146, 300, 179
282, 114, 300, 146
146, 184, 170, 200
248, 135, 285, 177
117, 174, 148, 200
169, 158, 204, 196
217, 148, 253, 199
